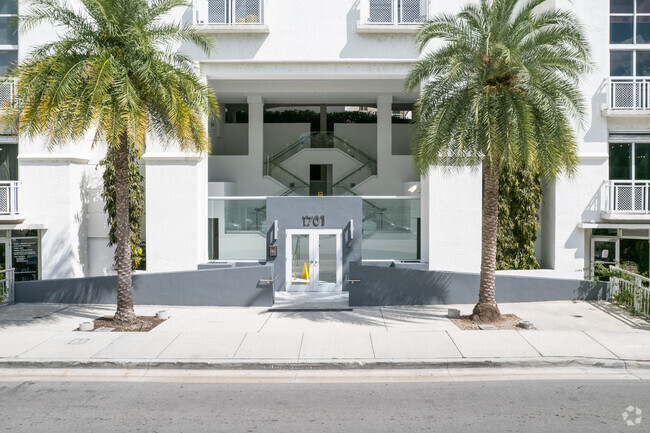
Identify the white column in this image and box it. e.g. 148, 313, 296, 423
142, 136, 208, 272
248, 95, 264, 180
425, 166, 482, 273
376, 95, 393, 179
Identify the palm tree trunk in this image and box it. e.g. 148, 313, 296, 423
113, 133, 137, 325
472, 156, 502, 322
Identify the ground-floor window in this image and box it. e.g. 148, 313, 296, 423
208, 199, 267, 260
592, 228, 649, 277
362, 198, 420, 260
10, 230, 40, 281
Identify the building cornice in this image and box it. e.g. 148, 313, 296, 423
17, 154, 91, 164
140, 152, 204, 163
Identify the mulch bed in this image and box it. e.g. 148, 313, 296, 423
77, 316, 166, 332
450, 314, 530, 330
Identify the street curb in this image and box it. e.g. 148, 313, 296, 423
0, 357, 648, 371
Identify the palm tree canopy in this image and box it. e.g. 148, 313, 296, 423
405, 0, 591, 179
5, 0, 218, 153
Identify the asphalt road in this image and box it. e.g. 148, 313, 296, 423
0, 379, 648, 432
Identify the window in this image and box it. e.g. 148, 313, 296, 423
611, 0, 650, 78
368, 0, 427, 24
11, 230, 40, 282
609, 142, 650, 179
0, 17, 17, 46
611, 0, 650, 43
0, 1, 18, 74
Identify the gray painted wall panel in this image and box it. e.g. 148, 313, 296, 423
348, 263, 608, 306
266, 196, 363, 292
15, 265, 275, 306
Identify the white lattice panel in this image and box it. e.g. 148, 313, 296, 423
635, 185, 646, 210
369, 0, 393, 23
399, 0, 424, 23
207, 0, 227, 23
613, 82, 635, 108
0, 188, 8, 214
615, 185, 633, 211
0, 81, 14, 107
233, 0, 261, 23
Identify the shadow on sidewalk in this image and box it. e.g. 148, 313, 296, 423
587, 301, 650, 331
0, 304, 115, 329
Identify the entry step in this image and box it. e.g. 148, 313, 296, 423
272, 292, 350, 311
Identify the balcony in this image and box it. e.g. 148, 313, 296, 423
0, 181, 22, 222
601, 180, 650, 221
193, 0, 268, 33
602, 78, 650, 117
358, 0, 429, 33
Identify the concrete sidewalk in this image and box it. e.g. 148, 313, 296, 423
0, 301, 649, 370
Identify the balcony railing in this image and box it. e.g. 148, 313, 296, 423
0, 79, 16, 108
607, 77, 650, 111
194, 0, 263, 25
366, 0, 428, 24
0, 181, 21, 217
604, 180, 650, 213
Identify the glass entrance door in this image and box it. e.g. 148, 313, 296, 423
286, 229, 342, 292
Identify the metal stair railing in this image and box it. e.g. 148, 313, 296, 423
332, 162, 376, 191
266, 132, 377, 173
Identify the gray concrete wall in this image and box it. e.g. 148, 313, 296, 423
15, 265, 275, 306
348, 263, 608, 306
266, 196, 363, 291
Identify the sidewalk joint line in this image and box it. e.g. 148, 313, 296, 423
154, 332, 183, 360
257, 312, 273, 333
516, 330, 544, 357
232, 333, 248, 359
297, 333, 304, 362
582, 330, 620, 359
369, 332, 376, 359
15, 333, 59, 358
88, 332, 129, 359
446, 331, 465, 358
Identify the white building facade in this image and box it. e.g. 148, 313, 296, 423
1, 0, 649, 288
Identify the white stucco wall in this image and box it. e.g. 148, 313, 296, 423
422, 166, 482, 273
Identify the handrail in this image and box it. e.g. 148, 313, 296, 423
609, 265, 650, 319
268, 132, 377, 170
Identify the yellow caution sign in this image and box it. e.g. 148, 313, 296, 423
301, 262, 310, 279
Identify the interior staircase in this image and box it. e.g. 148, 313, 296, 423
263, 132, 377, 196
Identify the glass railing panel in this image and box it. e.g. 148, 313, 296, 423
362, 197, 420, 260
208, 198, 267, 260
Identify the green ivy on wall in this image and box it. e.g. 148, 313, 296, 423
99, 145, 145, 270
496, 165, 542, 270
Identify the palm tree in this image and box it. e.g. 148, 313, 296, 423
4, 0, 219, 325
405, 0, 590, 321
